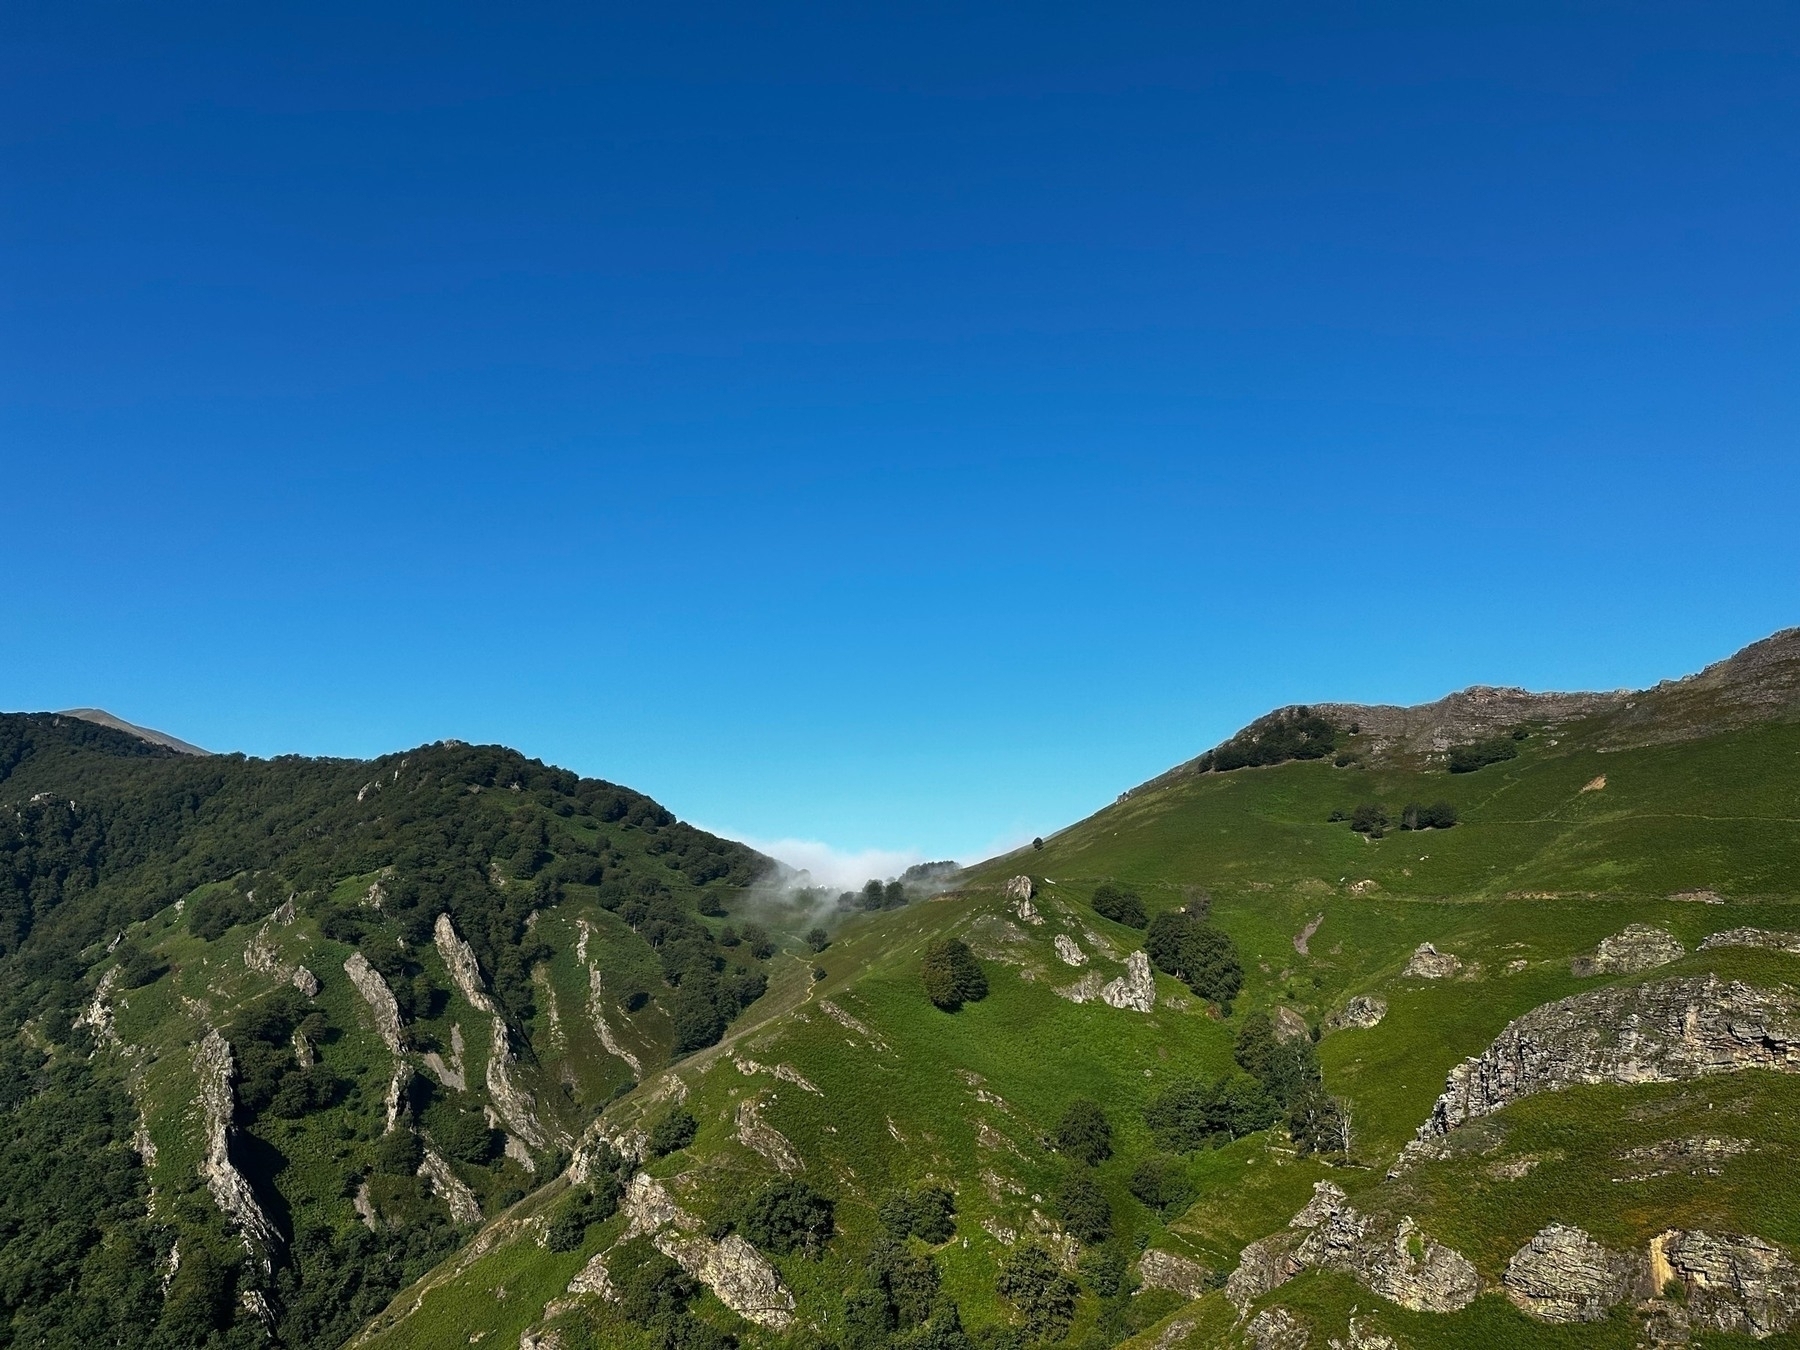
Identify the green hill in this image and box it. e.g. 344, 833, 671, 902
9, 626, 1800, 1350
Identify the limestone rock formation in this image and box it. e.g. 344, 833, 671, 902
1399, 976, 1800, 1170
1246, 1305, 1309, 1349
434, 913, 499, 1014
1403, 943, 1461, 979
422, 1023, 468, 1092
1326, 995, 1387, 1032
1502, 1224, 1641, 1323
1053, 971, 1105, 1005
343, 952, 405, 1054
1101, 950, 1156, 1012
1053, 934, 1087, 967
1135, 1248, 1214, 1299
418, 1148, 483, 1225
1002, 875, 1034, 903
1272, 1005, 1310, 1043
193, 1030, 281, 1254
587, 965, 643, 1076
1224, 1182, 1478, 1316
735, 1098, 803, 1173
1573, 924, 1685, 976
484, 1016, 547, 1149
620, 1172, 795, 1329
1653, 1228, 1800, 1339
1700, 927, 1800, 955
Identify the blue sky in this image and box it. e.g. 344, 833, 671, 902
4, 3, 1798, 879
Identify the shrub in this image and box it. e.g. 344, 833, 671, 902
612, 1235, 699, 1322
739, 1178, 835, 1257
921, 940, 987, 1011
1144, 1073, 1278, 1152
1054, 1172, 1112, 1244
1053, 1099, 1112, 1165
1447, 737, 1519, 773
1127, 1154, 1193, 1217
1088, 884, 1147, 929
1078, 1244, 1130, 1298
1287, 1085, 1350, 1157
996, 1243, 1077, 1340
1348, 802, 1388, 837
1200, 707, 1337, 772
647, 1106, 698, 1157
805, 927, 829, 953
881, 1185, 956, 1244
545, 1172, 623, 1252
371, 1128, 422, 1177
1400, 800, 1458, 830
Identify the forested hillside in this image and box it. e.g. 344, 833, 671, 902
0, 714, 773, 1349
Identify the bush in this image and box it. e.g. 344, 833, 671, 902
1078, 1244, 1130, 1299
1143, 911, 1243, 1010
1233, 1012, 1322, 1109
371, 1128, 423, 1177
1400, 800, 1458, 830
1200, 707, 1337, 773
805, 927, 829, 952
1348, 802, 1389, 837
612, 1235, 699, 1322
1447, 737, 1518, 773
1144, 1073, 1278, 1151
647, 1106, 698, 1157
545, 1172, 623, 1252
1053, 1099, 1112, 1165
1126, 1154, 1192, 1217
921, 940, 987, 1011
996, 1243, 1077, 1340
1088, 884, 1146, 929
881, 1185, 957, 1244
1054, 1172, 1112, 1244
738, 1178, 835, 1257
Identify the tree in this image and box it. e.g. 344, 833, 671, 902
1032, 837, 1044, 851
1234, 1012, 1321, 1108
1144, 1073, 1278, 1151
1088, 884, 1147, 929
996, 1243, 1076, 1339
739, 1178, 835, 1257
881, 1185, 956, 1243
647, 1106, 698, 1157
862, 879, 886, 910
1348, 802, 1389, 837
546, 1173, 623, 1251
1144, 911, 1243, 1010
1054, 1172, 1112, 1244
920, 939, 987, 1011
1287, 1085, 1351, 1158
1053, 1099, 1112, 1165
805, 927, 829, 952
1401, 800, 1458, 830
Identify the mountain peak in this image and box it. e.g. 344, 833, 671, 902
56, 708, 209, 756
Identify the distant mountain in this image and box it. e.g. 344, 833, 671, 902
57, 706, 210, 755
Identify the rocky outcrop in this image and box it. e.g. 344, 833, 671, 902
422, 1023, 467, 1092
1325, 1318, 1397, 1350
566, 1251, 615, 1299
484, 1017, 546, 1149
1573, 924, 1685, 976
244, 922, 320, 996
587, 966, 643, 1077
1101, 950, 1156, 1012
735, 1098, 803, 1173
434, 913, 498, 1014
193, 1030, 281, 1254
1652, 1228, 1800, 1338
1225, 1182, 1479, 1316
1053, 934, 1087, 967
1002, 875, 1034, 903
1246, 1306, 1309, 1349
621, 1173, 795, 1329
1502, 1224, 1642, 1323
75, 966, 120, 1047
1136, 1249, 1214, 1299
1701, 927, 1800, 954
1272, 1006, 1310, 1043
1618, 1135, 1751, 1181
344, 953, 405, 1054
1293, 914, 1324, 956
1326, 995, 1387, 1032
1054, 971, 1105, 1004
418, 1148, 482, 1225
1399, 977, 1800, 1169
383, 1061, 413, 1134
1403, 944, 1461, 979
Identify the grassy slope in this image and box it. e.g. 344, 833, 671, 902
357, 713, 1800, 1349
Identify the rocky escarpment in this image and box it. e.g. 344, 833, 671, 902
1225, 1182, 1479, 1316
1572, 924, 1685, 976
193, 1030, 282, 1256
1700, 927, 1800, 955
1135, 1249, 1214, 1299
434, 913, 499, 1015
605, 1172, 795, 1329
1651, 1228, 1800, 1339
1397, 976, 1800, 1171
344, 952, 406, 1054
485, 1017, 548, 1150
417, 1148, 482, 1225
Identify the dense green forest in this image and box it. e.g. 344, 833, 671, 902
0, 713, 773, 1349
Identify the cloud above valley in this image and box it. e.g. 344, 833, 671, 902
727, 834, 938, 893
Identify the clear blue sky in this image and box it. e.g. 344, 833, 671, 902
4, 3, 1797, 877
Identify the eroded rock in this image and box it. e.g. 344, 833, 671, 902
621, 1173, 794, 1329
343, 952, 405, 1054
736, 1098, 803, 1173
1573, 924, 1685, 976
588, 965, 643, 1076
1503, 1223, 1641, 1323
434, 913, 498, 1014
1247, 1305, 1309, 1349
1272, 1005, 1310, 1043
1326, 995, 1387, 1032
1399, 976, 1800, 1170
1136, 1248, 1214, 1299
193, 1030, 281, 1255
1653, 1228, 1800, 1339
1053, 934, 1087, 967
418, 1148, 482, 1225
1101, 950, 1156, 1012
484, 1016, 547, 1149
1403, 944, 1461, 979
1700, 927, 1800, 955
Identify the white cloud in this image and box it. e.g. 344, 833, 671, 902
728, 835, 932, 894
